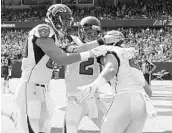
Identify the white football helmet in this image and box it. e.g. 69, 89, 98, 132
104, 30, 125, 46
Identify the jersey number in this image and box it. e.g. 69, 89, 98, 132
79, 58, 94, 75
1, 58, 8, 67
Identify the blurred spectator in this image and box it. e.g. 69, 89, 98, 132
140, 55, 156, 85
119, 27, 172, 62
1, 28, 172, 62
1, 0, 172, 22
1, 29, 28, 59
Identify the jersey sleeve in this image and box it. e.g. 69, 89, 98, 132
122, 47, 137, 59
33, 24, 55, 38
96, 51, 120, 67
96, 56, 104, 65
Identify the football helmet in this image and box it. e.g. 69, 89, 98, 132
104, 30, 125, 46
78, 16, 101, 42
46, 4, 74, 33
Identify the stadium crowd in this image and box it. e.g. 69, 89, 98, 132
1, 0, 172, 62
2, 0, 172, 21
1, 28, 172, 62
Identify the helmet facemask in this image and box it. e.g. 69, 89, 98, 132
48, 12, 73, 34
46, 4, 74, 36
79, 25, 101, 42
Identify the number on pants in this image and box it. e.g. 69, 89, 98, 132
79, 58, 94, 75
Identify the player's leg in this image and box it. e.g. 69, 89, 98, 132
64, 97, 86, 133
39, 101, 53, 133
91, 98, 108, 128
15, 82, 42, 133
5, 73, 10, 92
39, 86, 54, 133
2, 68, 8, 93
1, 68, 5, 92
101, 94, 131, 133
15, 81, 30, 133
26, 84, 43, 133
124, 93, 147, 133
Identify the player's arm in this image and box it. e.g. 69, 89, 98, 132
143, 80, 152, 97
36, 38, 91, 65
66, 39, 101, 53
92, 52, 119, 88
74, 40, 101, 52
74, 35, 117, 52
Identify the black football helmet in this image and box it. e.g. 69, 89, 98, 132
46, 4, 74, 33
78, 16, 101, 42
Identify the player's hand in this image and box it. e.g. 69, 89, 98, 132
104, 30, 124, 44
89, 45, 108, 57
76, 83, 98, 103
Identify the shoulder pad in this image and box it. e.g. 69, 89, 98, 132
122, 48, 136, 59
33, 24, 55, 38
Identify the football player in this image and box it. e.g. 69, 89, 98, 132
1, 53, 12, 93
14, 4, 118, 133
77, 30, 156, 133
63, 16, 110, 133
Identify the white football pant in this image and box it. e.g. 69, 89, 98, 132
15, 81, 53, 133
64, 96, 108, 133
101, 92, 147, 133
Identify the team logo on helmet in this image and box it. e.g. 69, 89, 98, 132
46, 4, 73, 33
38, 25, 50, 38
52, 6, 67, 16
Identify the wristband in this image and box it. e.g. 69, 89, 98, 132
97, 38, 105, 45
93, 76, 107, 88
80, 51, 91, 61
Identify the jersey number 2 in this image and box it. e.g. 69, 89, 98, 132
79, 58, 94, 75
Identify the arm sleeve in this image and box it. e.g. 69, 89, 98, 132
66, 35, 100, 53
36, 37, 82, 65
74, 40, 100, 52
97, 51, 120, 73
98, 53, 119, 82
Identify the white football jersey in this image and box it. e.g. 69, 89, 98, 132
21, 24, 58, 84
65, 57, 101, 97
65, 36, 101, 97
107, 46, 145, 93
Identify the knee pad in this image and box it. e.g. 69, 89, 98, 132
27, 100, 41, 119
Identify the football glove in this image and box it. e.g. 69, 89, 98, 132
76, 83, 98, 103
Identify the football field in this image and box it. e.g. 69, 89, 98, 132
1, 78, 172, 133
